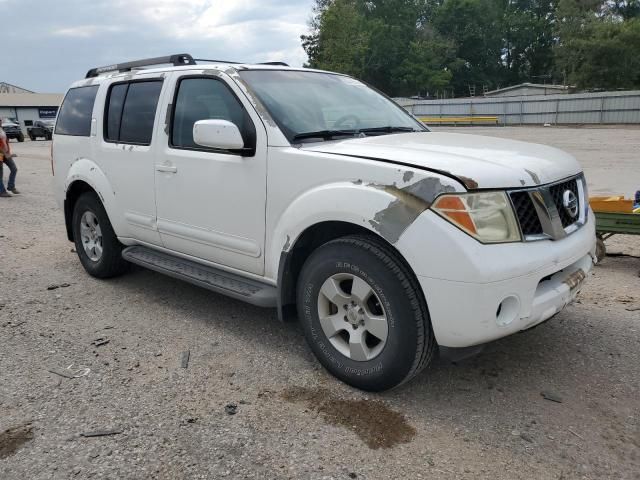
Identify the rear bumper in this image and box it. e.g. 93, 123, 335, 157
397, 209, 596, 348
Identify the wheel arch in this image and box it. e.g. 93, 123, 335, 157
63, 160, 118, 242
276, 220, 425, 322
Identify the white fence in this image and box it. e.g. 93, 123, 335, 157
395, 90, 640, 125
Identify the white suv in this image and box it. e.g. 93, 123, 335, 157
52, 54, 596, 391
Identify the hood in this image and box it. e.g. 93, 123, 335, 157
301, 132, 582, 189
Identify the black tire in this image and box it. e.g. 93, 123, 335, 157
72, 192, 129, 278
28, 134, 35, 141
17, 134, 24, 142
297, 235, 435, 391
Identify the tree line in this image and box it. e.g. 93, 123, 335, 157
301, 0, 640, 97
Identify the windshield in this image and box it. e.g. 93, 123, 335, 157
238, 70, 425, 142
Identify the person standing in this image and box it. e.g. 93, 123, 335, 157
0, 126, 19, 198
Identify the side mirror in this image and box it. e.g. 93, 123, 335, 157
193, 119, 244, 150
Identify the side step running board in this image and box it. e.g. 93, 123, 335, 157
122, 246, 277, 308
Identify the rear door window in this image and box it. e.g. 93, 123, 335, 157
55, 86, 99, 136
104, 80, 163, 145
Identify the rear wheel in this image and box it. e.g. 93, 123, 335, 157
72, 192, 129, 278
297, 235, 435, 391
17, 133, 24, 142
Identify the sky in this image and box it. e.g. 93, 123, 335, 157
3, 0, 315, 93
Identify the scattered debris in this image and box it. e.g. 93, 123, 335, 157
103, 325, 115, 330
180, 350, 190, 369
614, 295, 634, 303
48, 364, 91, 379
92, 338, 110, 347
567, 428, 584, 440
625, 306, 640, 312
80, 429, 123, 438
520, 432, 534, 443
225, 403, 238, 415
7, 321, 26, 328
541, 390, 563, 403
0, 423, 34, 459
47, 283, 70, 291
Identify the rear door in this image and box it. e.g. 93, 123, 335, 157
154, 72, 268, 275
98, 75, 166, 245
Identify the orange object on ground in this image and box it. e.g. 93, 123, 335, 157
589, 196, 634, 213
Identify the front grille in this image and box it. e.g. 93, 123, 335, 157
549, 178, 579, 227
509, 174, 584, 241
510, 191, 543, 235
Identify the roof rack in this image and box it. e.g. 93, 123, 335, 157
85, 54, 290, 78
85, 54, 196, 78
193, 58, 242, 64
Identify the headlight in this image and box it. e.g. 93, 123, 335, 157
431, 192, 521, 243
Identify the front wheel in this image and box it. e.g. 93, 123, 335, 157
17, 134, 24, 142
72, 192, 129, 278
297, 235, 435, 391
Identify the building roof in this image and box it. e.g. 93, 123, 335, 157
484, 82, 568, 96
0, 93, 64, 107
0, 82, 34, 94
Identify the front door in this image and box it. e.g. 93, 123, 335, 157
154, 73, 268, 275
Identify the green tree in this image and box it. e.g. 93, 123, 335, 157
393, 26, 457, 96
502, 0, 556, 85
555, 0, 640, 88
432, 0, 505, 94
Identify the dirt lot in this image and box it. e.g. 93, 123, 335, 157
1, 127, 639, 480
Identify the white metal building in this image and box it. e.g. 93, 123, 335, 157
483, 83, 569, 97
0, 82, 63, 130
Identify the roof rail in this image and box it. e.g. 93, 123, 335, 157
85, 54, 196, 78
85, 54, 290, 78
193, 58, 242, 64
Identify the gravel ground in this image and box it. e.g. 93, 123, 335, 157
1, 128, 639, 480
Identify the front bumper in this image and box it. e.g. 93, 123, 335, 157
396, 209, 596, 348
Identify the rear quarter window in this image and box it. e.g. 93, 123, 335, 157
55, 86, 99, 136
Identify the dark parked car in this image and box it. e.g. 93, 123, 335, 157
28, 120, 55, 140
1, 121, 24, 142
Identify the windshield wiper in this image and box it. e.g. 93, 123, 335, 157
357, 126, 419, 134
292, 129, 358, 142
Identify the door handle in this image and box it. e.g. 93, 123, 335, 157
155, 164, 177, 173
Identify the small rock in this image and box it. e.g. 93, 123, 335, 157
225, 403, 238, 415
541, 390, 563, 403
349, 473, 358, 479
92, 338, 110, 347
520, 432, 534, 443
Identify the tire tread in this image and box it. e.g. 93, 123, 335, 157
320, 235, 435, 388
